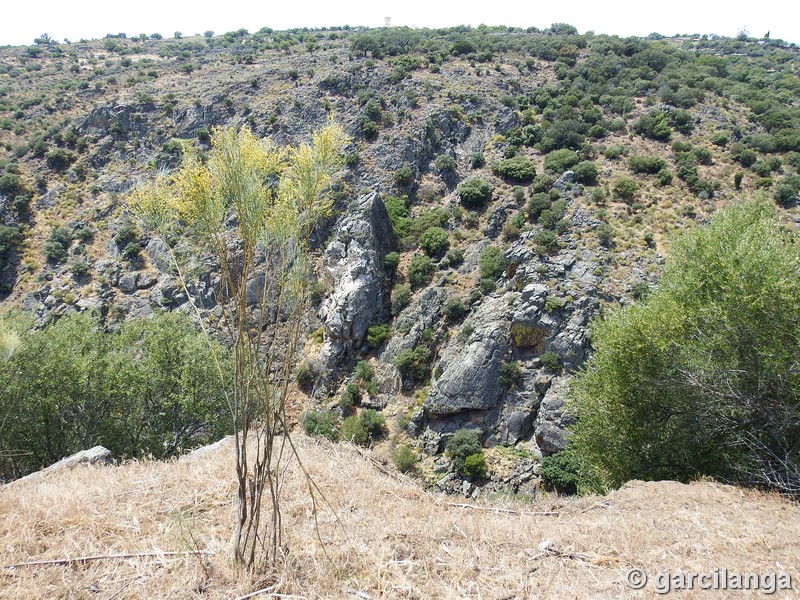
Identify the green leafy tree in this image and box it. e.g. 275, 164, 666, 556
569, 200, 800, 495
0, 312, 231, 482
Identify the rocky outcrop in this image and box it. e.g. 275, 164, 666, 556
534, 378, 574, 455
7, 446, 112, 486
380, 285, 447, 364
317, 191, 397, 369
424, 294, 512, 415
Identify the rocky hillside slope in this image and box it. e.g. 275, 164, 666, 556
0, 25, 799, 487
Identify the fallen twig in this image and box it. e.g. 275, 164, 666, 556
446, 502, 559, 517
3, 550, 213, 570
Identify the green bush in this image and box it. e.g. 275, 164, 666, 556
391, 284, 412, 315
419, 226, 450, 257
0, 312, 233, 480
633, 110, 672, 141
366, 324, 392, 348
540, 351, 562, 372
572, 161, 598, 185
360, 120, 379, 140
479, 246, 505, 280
463, 453, 487, 479
391, 445, 417, 473
628, 155, 667, 174
544, 148, 580, 173
114, 222, 138, 248
69, 258, 90, 278
541, 450, 584, 494
0, 173, 23, 197
443, 297, 467, 321
360, 409, 385, 439
407, 255, 434, 287
526, 193, 551, 221
458, 178, 493, 208
339, 415, 368, 445
446, 429, 483, 474
469, 152, 485, 169
45, 148, 75, 171
302, 410, 338, 441
434, 154, 457, 173
533, 229, 558, 254
444, 247, 464, 267
612, 178, 638, 201
295, 361, 316, 391
492, 156, 536, 182
656, 168, 673, 186
394, 346, 431, 384
603, 145, 625, 159
499, 360, 522, 386
569, 200, 800, 495
393, 165, 414, 187
530, 174, 555, 193
338, 382, 360, 412
383, 251, 400, 273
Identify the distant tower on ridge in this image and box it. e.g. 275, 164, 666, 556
385, 17, 391, 27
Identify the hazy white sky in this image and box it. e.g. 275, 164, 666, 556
1, 0, 798, 47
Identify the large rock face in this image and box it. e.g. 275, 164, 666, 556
317, 191, 397, 369
424, 294, 512, 415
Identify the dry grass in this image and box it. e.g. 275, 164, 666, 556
2, 436, 800, 598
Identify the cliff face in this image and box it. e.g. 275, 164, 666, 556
0, 26, 798, 483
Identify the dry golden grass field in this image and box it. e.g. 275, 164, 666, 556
1, 435, 799, 599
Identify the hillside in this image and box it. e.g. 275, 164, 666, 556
2, 435, 799, 598
1, 25, 799, 488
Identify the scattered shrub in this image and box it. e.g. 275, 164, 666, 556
479, 246, 505, 280
434, 154, 457, 173
391, 284, 412, 315
572, 160, 598, 185
391, 445, 417, 473
612, 178, 638, 201
628, 155, 667, 174
446, 429, 483, 474
540, 351, 562, 372
541, 450, 583, 494
302, 410, 338, 440
463, 453, 487, 479
383, 251, 400, 273
393, 165, 414, 187
295, 361, 316, 391
544, 148, 580, 173
407, 255, 434, 287
419, 226, 450, 257
499, 360, 523, 386
443, 297, 467, 321
394, 346, 431, 383
366, 324, 391, 348
492, 155, 536, 182
458, 178, 493, 208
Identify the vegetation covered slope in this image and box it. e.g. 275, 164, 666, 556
0, 24, 799, 489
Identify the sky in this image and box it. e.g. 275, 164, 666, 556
1, 0, 798, 47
